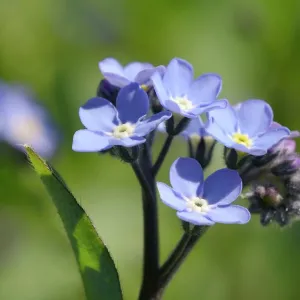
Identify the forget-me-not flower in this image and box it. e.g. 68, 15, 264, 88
157, 157, 250, 225
99, 58, 165, 89
151, 58, 227, 118
0, 82, 59, 158
205, 99, 290, 155
73, 83, 172, 152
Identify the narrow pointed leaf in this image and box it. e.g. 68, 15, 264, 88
24, 145, 123, 300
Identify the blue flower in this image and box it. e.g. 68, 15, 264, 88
157, 157, 250, 225
0, 82, 59, 158
73, 83, 172, 152
151, 58, 227, 118
206, 100, 290, 155
99, 58, 165, 89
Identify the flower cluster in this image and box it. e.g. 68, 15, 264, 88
73, 56, 298, 227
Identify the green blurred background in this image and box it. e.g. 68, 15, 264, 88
1, 0, 300, 299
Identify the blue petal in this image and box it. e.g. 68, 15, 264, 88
170, 157, 204, 198
135, 65, 166, 86
206, 205, 250, 224
253, 127, 290, 151
99, 58, 124, 76
79, 98, 119, 131
176, 211, 215, 226
203, 168, 242, 205
157, 182, 186, 211
237, 100, 273, 137
187, 73, 222, 105
152, 72, 169, 106
124, 62, 153, 81
72, 130, 110, 152
164, 100, 182, 114
190, 99, 228, 115
206, 103, 237, 134
134, 111, 172, 137
99, 58, 131, 87
163, 58, 193, 97
204, 119, 233, 147
108, 135, 146, 147
116, 83, 149, 124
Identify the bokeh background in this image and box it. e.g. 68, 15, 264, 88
1, 0, 300, 299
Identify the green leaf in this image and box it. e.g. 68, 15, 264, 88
24, 145, 123, 300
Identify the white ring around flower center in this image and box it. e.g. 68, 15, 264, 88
170, 96, 193, 111
112, 123, 135, 139
185, 197, 210, 213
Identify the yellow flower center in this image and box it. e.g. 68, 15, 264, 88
171, 96, 193, 111
232, 132, 252, 148
186, 197, 210, 213
140, 84, 149, 91
112, 123, 135, 139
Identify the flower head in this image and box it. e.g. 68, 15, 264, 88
151, 58, 227, 118
99, 58, 165, 89
157, 157, 250, 225
206, 100, 290, 155
73, 83, 172, 152
0, 82, 59, 158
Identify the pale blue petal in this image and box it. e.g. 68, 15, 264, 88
124, 62, 153, 81
157, 182, 186, 211
108, 136, 146, 147
152, 72, 169, 106
190, 99, 228, 115
187, 73, 222, 105
135, 66, 166, 86
253, 128, 290, 151
99, 58, 130, 87
163, 58, 193, 96
203, 169, 242, 205
206, 103, 237, 134
177, 211, 215, 225
72, 130, 110, 152
134, 111, 172, 137
204, 120, 233, 147
238, 100, 273, 137
79, 98, 119, 131
170, 157, 204, 198
206, 205, 251, 224
99, 58, 124, 76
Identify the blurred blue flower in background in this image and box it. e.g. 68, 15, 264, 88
157, 157, 250, 225
151, 58, 227, 118
0, 82, 59, 159
99, 57, 165, 89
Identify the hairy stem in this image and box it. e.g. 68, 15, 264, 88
152, 134, 174, 177
157, 226, 209, 297
132, 149, 160, 300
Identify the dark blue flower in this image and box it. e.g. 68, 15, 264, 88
151, 58, 227, 118
0, 82, 59, 158
73, 83, 172, 152
99, 58, 165, 89
206, 100, 290, 155
157, 157, 250, 225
